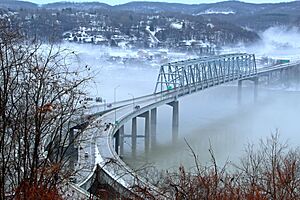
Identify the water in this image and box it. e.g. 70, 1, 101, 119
66, 43, 300, 173
122, 85, 300, 172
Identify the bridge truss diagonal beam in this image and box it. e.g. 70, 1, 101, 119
154, 53, 257, 93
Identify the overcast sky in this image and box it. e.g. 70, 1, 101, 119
25, 0, 295, 6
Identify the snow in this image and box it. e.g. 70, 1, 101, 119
145, 25, 156, 37
84, 37, 93, 43
207, 23, 215, 29
196, 9, 236, 15
118, 41, 129, 48
94, 145, 104, 164
170, 22, 183, 30
94, 35, 107, 42
145, 25, 160, 44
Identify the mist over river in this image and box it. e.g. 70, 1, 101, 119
63, 26, 300, 172
123, 86, 300, 171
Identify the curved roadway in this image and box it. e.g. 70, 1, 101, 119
74, 60, 300, 198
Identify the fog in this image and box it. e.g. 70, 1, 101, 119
124, 87, 300, 170
254, 26, 300, 59
63, 26, 300, 171
62, 42, 197, 103
225, 26, 300, 60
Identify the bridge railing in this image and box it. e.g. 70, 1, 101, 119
73, 55, 300, 199
257, 61, 300, 74
154, 53, 257, 93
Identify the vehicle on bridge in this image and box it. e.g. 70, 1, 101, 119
134, 105, 140, 110
106, 103, 112, 108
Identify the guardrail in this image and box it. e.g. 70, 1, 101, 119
75, 60, 300, 198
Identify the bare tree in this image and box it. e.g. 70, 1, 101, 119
0, 21, 91, 199
141, 133, 300, 200
158, 140, 237, 200
238, 132, 300, 200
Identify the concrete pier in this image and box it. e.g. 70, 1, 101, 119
114, 130, 120, 154
253, 77, 258, 102
238, 80, 242, 105
237, 77, 258, 104
296, 66, 300, 86
150, 108, 157, 149
138, 111, 150, 156
91, 133, 96, 166
69, 128, 75, 169
113, 126, 124, 156
168, 101, 179, 143
119, 125, 124, 156
131, 117, 137, 158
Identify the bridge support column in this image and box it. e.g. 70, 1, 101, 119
114, 126, 124, 156
238, 77, 258, 104
145, 112, 150, 156
69, 128, 76, 170
286, 68, 292, 87
280, 69, 289, 87
168, 101, 179, 143
114, 130, 120, 154
132, 117, 137, 158
138, 111, 150, 157
150, 108, 157, 149
237, 80, 242, 105
253, 77, 258, 102
296, 66, 300, 87
119, 125, 124, 156
91, 133, 96, 166
280, 69, 285, 84
281, 69, 290, 86
269, 72, 274, 85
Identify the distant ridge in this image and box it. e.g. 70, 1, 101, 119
1, 0, 300, 31
0, 0, 300, 16
0, 0, 37, 9
44, 1, 111, 10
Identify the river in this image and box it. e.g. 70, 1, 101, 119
122, 85, 300, 171
64, 42, 300, 174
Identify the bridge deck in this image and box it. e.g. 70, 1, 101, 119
74, 56, 300, 198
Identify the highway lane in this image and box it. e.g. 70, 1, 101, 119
74, 61, 300, 197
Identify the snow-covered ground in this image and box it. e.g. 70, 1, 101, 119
61, 42, 197, 103
195, 9, 236, 15
145, 25, 161, 44
170, 22, 183, 29
59, 26, 300, 104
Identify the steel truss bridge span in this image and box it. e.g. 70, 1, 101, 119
73, 54, 300, 199
155, 53, 257, 93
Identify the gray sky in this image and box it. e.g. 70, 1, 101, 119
26, 0, 294, 6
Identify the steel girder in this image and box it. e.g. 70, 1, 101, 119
154, 53, 257, 93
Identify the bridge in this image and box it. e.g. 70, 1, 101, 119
68, 53, 300, 199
